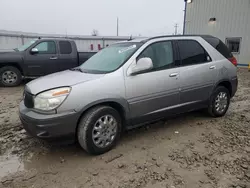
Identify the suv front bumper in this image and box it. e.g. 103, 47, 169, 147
19, 101, 80, 141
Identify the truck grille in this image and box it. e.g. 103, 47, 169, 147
24, 91, 34, 108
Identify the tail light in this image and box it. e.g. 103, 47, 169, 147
228, 56, 237, 66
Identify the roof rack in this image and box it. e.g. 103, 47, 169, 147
145, 34, 214, 42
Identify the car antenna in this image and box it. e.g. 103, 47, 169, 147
128, 35, 133, 41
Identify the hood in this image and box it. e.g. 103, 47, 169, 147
26, 70, 105, 95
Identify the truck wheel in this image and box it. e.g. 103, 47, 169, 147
0, 66, 22, 87
77, 106, 122, 155
208, 86, 230, 117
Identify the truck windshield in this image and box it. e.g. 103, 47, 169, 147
80, 42, 142, 74
16, 40, 37, 51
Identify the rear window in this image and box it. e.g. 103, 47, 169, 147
202, 36, 233, 58
59, 41, 72, 54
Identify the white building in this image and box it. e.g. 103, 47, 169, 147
184, 0, 250, 66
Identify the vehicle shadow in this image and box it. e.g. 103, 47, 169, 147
120, 110, 209, 145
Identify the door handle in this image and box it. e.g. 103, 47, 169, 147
169, 73, 178, 77
209, 65, 216, 69
50, 57, 58, 60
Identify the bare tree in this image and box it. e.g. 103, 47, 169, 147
91, 29, 99, 36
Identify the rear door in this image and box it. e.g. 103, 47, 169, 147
57, 41, 78, 71
24, 40, 58, 76
177, 39, 218, 106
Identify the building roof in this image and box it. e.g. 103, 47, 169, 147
0, 30, 131, 40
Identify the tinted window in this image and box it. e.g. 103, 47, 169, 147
203, 36, 233, 58
178, 40, 209, 66
59, 41, 72, 54
34, 41, 56, 54
138, 41, 174, 70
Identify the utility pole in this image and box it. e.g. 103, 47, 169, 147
116, 17, 119, 36
174, 24, 178, 35
183, 0, 187, 35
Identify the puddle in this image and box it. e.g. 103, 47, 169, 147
0, 144, 90, 181
22, 145, 89, 169
0, 154, 24, 181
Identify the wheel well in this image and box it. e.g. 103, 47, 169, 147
0, 63, 23, 75
75, 101, 126, 137
218, 81, 232, 96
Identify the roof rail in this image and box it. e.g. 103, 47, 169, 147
145, 34, 214, 41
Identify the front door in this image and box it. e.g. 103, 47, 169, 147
177, 40, 218, 105
125, 40, 180, 124
24, 40, 58, 76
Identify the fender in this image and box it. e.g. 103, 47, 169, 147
77, 97, 130, 120
210, 78, 234, 97
0, 51, 24, 73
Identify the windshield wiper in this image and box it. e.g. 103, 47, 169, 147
70, 67, 84, 72
13, 48, 19, 52
70, 67, 105, 74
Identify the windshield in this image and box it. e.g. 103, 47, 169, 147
16, 40, 37, 51
79, 42, 142, 74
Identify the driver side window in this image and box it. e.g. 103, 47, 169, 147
34, 41, 56, 54
137, 41, 174, 70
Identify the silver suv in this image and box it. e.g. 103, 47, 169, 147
19, 35, 238, 155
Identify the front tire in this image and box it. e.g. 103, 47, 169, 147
0, 66, 22, 87
208, 86, 230, 117
77, 106, 122, 155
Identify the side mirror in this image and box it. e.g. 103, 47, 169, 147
130, 57, 153, 75
30, 48, 39, 54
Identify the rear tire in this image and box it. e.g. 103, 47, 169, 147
77, 106, 122, 155
0, 66, 22, 87
208, 86, 230, 117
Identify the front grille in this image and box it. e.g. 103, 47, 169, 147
24, 91, 34, 108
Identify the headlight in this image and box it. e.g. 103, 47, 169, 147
34, 87, 71, 111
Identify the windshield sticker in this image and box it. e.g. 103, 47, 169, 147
118, 45, 136, 53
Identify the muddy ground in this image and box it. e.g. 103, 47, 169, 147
0, 69, 249, 188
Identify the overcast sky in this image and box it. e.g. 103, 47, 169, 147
0, 0, 185, 36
